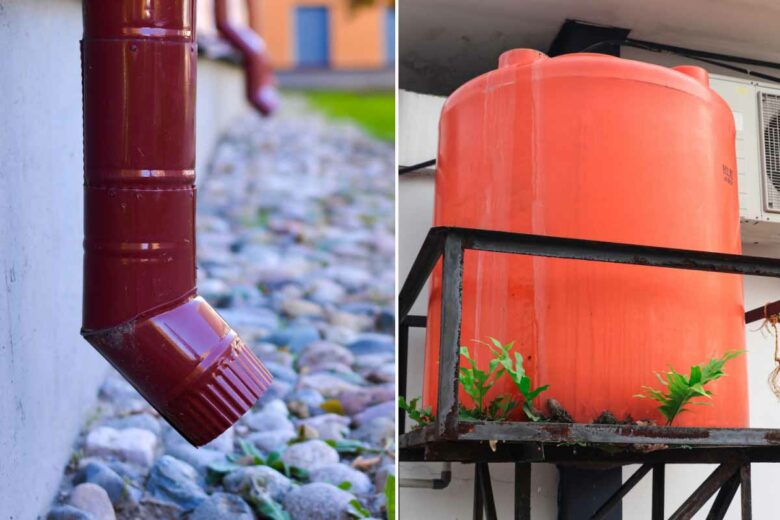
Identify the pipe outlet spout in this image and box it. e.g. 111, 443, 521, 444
215, 0, 279, 116
81, 0, 272, 446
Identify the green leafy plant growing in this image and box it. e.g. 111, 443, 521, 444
635, 350, 744, 425
348, 499, 372, 518
207, 441, 308, 519
459, 345, 507, 419
400, 338, 550, 425
460, 338, 549, 421
398, 396, 434, 427
485, 394, 517, 422
485, 338, 549, 422
325, 438, 383, 455
206, 440, 309, 485
250, 491, 290, 520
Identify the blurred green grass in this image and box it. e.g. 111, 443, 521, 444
304, 91, 395, 141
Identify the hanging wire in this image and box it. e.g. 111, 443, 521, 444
760, 304, 780, 399
399, 158, 436, 175
580, 39, 780, 84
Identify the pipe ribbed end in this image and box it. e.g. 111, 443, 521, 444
83, 296, 272, 447
167, 335, 273, 446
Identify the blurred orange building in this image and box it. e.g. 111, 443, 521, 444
249, 0, 395, 70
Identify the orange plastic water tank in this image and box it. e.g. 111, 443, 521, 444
423, 50, 748, 427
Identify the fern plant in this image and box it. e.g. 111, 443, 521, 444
485, 338, 549, 421
458, 338, 549, 421
400, 338, 550, 424
635, 350, 744, 425
398, 396, 434, 427
485, 394, 517, 422
207, 440, 308, 484
459, 345, 506, 418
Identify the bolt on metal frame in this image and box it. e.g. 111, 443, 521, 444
399, 226, 780, 519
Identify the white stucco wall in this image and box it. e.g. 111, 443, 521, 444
398, 80, 780, 518
196, 59, 251, 180
0, 1, 249, 517
0, 2, 106, 518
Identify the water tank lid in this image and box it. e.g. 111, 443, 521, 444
672, 65, 710, 87
498, 49, 547, 69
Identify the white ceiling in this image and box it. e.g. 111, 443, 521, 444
399, 0, 780, 95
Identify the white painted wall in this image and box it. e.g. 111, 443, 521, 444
196, 59, 251, 180
0, 1, 249, 517
0, 3, 106, 518
398, 70, 780, 518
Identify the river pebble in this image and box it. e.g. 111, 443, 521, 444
47, 99, 394, 519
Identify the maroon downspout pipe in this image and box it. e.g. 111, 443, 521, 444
215, 0, 279, 116
81, 0, 272, 447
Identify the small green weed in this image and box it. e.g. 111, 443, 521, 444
398, 396, 434, 427
206, 440, 308, 485
460, 338, 548, 421
324, 438, 382, 455
399, 337, 549, 425
459, 345, 506, 419
348, 499, 372, 518
635, 350, 744, 425
250, 491, 290, 520
484, 338, 549, 421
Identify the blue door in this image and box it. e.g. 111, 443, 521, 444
385, 7, 395, 65
295, 7, 329, 68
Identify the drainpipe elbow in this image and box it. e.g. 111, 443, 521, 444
81, 297, 272, 446
215, 0, 278, 116
400, 463, 453, 490
433, 464, 453, 489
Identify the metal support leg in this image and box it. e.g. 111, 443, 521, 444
477, 463, 498, 520
669, 463, 740, 520
473, 465, 483, 520
515, 463, 531, 519
706, 472, 740, 520
652, 464, 665, 520
399, 319, 408, 433
740, 464, 751, 520
436, 234, 464, 439
590, 464, 652, 520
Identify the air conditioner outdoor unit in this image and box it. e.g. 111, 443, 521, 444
711, 75, 780, 244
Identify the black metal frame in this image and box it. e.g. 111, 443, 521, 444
399, 226, 780, 519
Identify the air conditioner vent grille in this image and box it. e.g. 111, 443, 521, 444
760, 92, 780, 212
